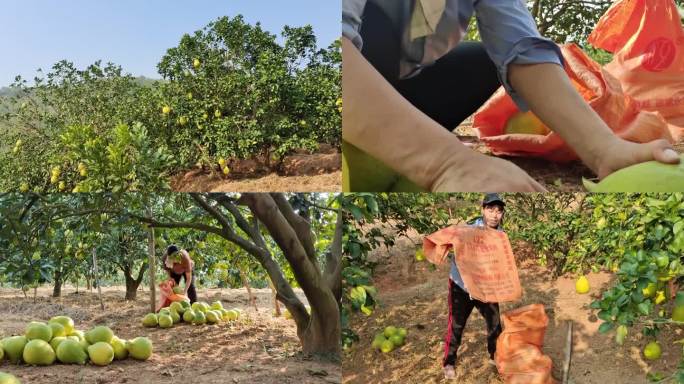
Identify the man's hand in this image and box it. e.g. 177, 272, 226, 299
432, 152, 547, 192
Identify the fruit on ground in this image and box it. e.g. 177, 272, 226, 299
25, 322, 52, 342
583, 155, 684, 192
206, 311, 220, 324
110, 336, 128, 360
389, 334, 405, 346
56, 339, 88, 364
169, 310, 181, 324
504, 111, 550, 135
643, 341, 662, 360
371, 334, 386, 349
126, 337, 153, 361
23, 339, 55, 366
85, 326, 113, 344
142, 313, 158, 327
48, 322, 66, 338
672, 305, 684, 322
1, 336, 27, 363
88, 342, 114, 366
170, 301, 184, 314
193, 311, 206, 325
384, 326, 398, 338
398, 328, 408, 338
158, 314, 173, 328
183, 309, 196, 323
380, 339, 394, 353
225, 310, 239, 321
0, 372, 21, 384
575, 276, 590, 294
49, 316, 75, 335
211, 301, 223, 311
49, 337, 66, 352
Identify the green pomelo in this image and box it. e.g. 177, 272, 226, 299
180, 300, 191, 309
183, 309, 196, 323
25, 322, 52, 342
170, 301, 185, 314
380, 339, 394, 353
85, 326, 113, 345
49, 336, 66, 352
169, 310, 181, 324
87, 342, 114, 366
210, 301, 223, 311
206, 311, 220, 324
583, 155, 684, 192
225, 310, 239, 321
383, 326, 398, 338
193, 311, 206, 325
56, 339, 87, 364
49, 316, 75, 335
1, 336, 27, 364
110, 336, 128, 360
68, 330, 85, 341
389, 334, 405, 347
142, 313, 158, 327
158, 314, 173, 328
0, 372, 21, 384
126, 337, 153, 361
48, 322, 66, 338
23, 339, 56, 366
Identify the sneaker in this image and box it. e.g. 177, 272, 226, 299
443, 364, 456, 380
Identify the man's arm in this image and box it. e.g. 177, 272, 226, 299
342, 37, 546, 191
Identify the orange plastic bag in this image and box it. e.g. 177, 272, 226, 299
495, 304, 555, 384
473, 44, 675, 162
423, 225, 522, 303
156, 279, 188, 312
589, 0, 684, 130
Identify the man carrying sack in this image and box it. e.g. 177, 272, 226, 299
423, 193, 522, 380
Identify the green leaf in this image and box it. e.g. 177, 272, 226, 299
638, 302, 651, 315
598, 322, 614, 334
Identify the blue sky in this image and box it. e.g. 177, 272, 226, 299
0, 1, 341, 87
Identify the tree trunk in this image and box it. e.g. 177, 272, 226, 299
92, 249, 104, 311
147, 208, 156, 313
240, 268, 258, 312
53, 269, 62, 298
123, 262, 147, 300
268, 278, 280, 316
299, 303, 341, 357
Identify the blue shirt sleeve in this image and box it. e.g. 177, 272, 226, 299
474, 0, 565, 111
342, 0, 367, 50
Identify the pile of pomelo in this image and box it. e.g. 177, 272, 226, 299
0, 316, 152, 369
142, 300, 241, 328
371, 326, 408, 353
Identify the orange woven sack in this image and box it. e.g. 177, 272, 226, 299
473, 44, 674, 162
589, 0, 684, 130
495, 304, 555, 384
423, 225, 522, 303
156, 279, 188, 312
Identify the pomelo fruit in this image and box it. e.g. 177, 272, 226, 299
126, 337, 153, 361
49, 316, 75, 335
49, 336, 66, 352
169, 310, 181, 324
210, 301, 223, 311
110, 336, 128, 360
583, 155, 684, 192
575, 276, 590, 294
180, 300, 191, 309
142, 313, 158, 327
23, 339, 55, 366
225, 310, 239, 321
371, 334, 386, 349
398, 328, 408, 338
67, 336, 80, 343
56, 339, 87, 364
183, 309, 196, 323
193, 311, 206, 325
48, 322, 66, 338
162, 106, 171, 115
342, 140, 398, 192
672, 305, 684, 322
85, 326, 113, 345
384, 326, 398, 338
504, 111, 550, 135
170, 301, 184, 314
191, 302, 203, 313
25, 322, 52, 342
380, 339, 394, 353
158, 314, 173, 329
206, 311, 220, 324
87, 342, 114, 366
643, 341, 662, 360
642, 283, 657, 298
655, 290, 666, 305
415, 249, 425, 261
219, 309, 229, 320
159, 308, 171, 316
1, 336, 27, 363
389, 334, 405, 347
68, 329, 85, 341
193, 58, 201, 69
0, 372, 21, 384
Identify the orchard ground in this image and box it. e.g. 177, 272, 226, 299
0, 285, 340, 384
454, 117, 684, 192
342, 231, 683, 384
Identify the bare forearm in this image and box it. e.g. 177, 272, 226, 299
508, 63, 617, 173
342, 37, 472, 189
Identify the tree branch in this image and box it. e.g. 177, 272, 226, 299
271, 193, 319, 268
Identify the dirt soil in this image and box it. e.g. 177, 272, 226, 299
342, 234, 684, 384
171, 145, 341, 192
0, 285, 340, 384
455, 117, 684, 192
